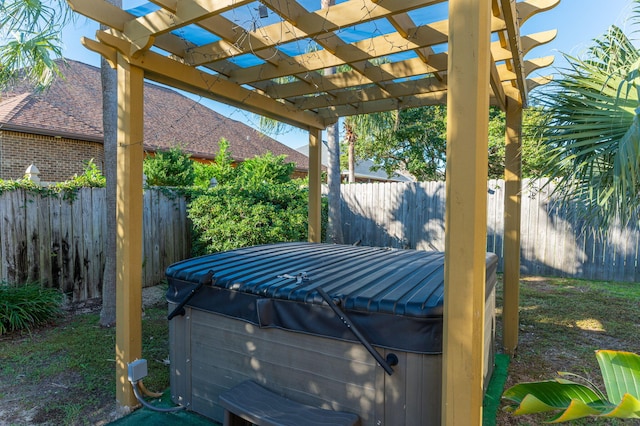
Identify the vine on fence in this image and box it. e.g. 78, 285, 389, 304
0, 160, 105, 200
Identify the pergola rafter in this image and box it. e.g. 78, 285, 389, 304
70, 0, 557, 125
65, 0, 560, 423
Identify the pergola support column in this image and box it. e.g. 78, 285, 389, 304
502, 92, 523, 355
308, 127, 322, 242
115, 53, 145, 410
442, 0, 491, 424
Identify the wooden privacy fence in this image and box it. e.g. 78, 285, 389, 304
339, 179, 640, 283
0, 188, 191, 301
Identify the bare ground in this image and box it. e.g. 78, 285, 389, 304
0, 286, 167, 426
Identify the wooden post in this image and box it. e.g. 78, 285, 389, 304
503, 92, 523, 355
115, 53, 144, 410
443, 0, 491, 424
308, 127, 322, 243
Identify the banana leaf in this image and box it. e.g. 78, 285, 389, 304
502, 350, 640, 422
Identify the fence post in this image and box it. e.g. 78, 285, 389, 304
25, 164, 41, 185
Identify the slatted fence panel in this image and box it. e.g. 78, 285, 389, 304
338, 179, 640, 282
0, 188, 191, 301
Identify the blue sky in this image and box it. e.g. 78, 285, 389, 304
59, 0, 637, 148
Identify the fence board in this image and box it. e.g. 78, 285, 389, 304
142, 190, 153, 286
37, 194, 52, 287
49, 196, 62, 289
337, 179, 640, 283
12, 191, 27, 284
91, 189, 105, 298
58, 198, 72, 296
0, 192, 8, 283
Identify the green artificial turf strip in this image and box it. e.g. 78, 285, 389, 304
483, 353, 510, 426
108, 390, 217, 426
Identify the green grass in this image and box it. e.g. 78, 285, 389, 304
496, 276, 640, 425
0, 293, 170, 425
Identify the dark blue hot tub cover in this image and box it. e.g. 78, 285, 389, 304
166, 242, 498, 354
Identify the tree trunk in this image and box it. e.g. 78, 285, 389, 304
99, 2, 120, 327
321, 0, 342, 244
326, 119, 343, 243
345, 123, 356, 184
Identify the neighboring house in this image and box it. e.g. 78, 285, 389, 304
0, 59, 311, 182
296, 144, 412, 183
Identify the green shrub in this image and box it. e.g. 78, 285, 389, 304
239, 152, 295, 185
0, 283, 63, 335
143, 146, 195, 187
189, 140, 329, 254
189, 181, 311, 254
52, 159, 105, 198
193, 138, 238, 188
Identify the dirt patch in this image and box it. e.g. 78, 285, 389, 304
0, 285, 168, 426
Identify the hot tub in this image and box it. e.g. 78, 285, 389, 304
166, 242, 498, 425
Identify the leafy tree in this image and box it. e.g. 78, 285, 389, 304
347, 104, 548, 181
196, 138, 238, 187
351, 106, 447, 181
143, 146, 195, 187
534, 15, 640, 227
487, 106, 550, 179
343, 110, 398, 182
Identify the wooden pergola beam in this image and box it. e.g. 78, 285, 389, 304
114, 53, 144, 409
525, 56, 555, 76
490, 55, 507, 111
229, 16, 507, 85
499, 0, 528, 103
124, 0, 254, 55
308, 128, 322, 243
503, 90, 523, 355
184, 0, 441, 66
521, 30, 558, 55
289, 77, 447, 110
95, 30, 328, 130
518, 0, 561, 26
443, 0, 491, 423
265, 56, 439, 99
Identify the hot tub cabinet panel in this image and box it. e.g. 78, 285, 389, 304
167, 242, 498, 426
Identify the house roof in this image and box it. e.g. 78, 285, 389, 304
296, 144, 412, 182
0, 59, 311, 170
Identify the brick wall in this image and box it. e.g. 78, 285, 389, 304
0, 131, 104, 182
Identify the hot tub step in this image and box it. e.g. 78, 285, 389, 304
219, 380, 361, 426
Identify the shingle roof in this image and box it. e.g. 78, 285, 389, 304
0, 59, 310, 170
296, 144, 412, 182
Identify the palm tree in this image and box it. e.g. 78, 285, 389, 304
99, 0, 121, 327
536, 5, 640, 228
343, 110, 398, 183
0, 0, 71, 88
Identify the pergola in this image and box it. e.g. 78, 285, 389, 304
66, 0, 558, 423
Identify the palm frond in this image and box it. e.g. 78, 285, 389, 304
534, 22, 640, 228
